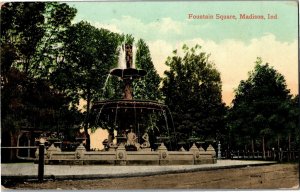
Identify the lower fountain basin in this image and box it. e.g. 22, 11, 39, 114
40, 143, 217, 166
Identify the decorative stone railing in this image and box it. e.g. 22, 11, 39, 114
38, 143, 217, 165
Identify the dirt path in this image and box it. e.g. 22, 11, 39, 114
5, 163, 299, 190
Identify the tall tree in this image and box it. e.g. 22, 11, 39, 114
133, 39, 161, 101
288, 95, 300, 152
1, 2, 79, 161
1, 2, 46, 76
161, 45, 226, 147
51, 21, 121, 150
0, 2, 76, 78
228, 58, 292, 153
31, 2, 77, 79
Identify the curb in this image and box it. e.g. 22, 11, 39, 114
1, 162, 277, 181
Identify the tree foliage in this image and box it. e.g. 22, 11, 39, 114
228, 58, 296, 151
1, 2, 79, 128
1, 2, 46, 75
133, 39, 161, 100
50, 21, 121, 150
50, 21, 120, 104
161, 45, 226, 146
1, 2, 80, 155
0, 2, 76, 78
1, 68, 82, 135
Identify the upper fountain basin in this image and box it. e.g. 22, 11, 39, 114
110, 68, 147, 79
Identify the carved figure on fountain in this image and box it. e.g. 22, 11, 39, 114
126, 129, 140, 150
141, 132, 151, 149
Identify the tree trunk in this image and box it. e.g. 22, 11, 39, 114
10, 131, 19, 161
277, 135, 280, 150
288, 133, 291, 160
262, 136, 265, 159
84, 88, 91, 151
251, 139, 255, 157
24, 57, 30, 75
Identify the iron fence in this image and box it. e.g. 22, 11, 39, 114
1, 145, 45, 182
223, 149, 299, 162
1, 146, 38, 161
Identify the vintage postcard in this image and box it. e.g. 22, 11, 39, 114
1, 0, 299, 190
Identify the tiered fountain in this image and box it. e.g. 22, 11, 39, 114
92, 44, 176, 151
41, 44, 217, 165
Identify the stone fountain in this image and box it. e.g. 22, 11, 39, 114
40, 44, 217, 165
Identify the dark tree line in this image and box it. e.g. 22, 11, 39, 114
227, 58, 299, 155
162, 52, 299, 152
1, 2, 83, 160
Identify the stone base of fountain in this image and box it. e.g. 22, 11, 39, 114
38, 143, 217, 166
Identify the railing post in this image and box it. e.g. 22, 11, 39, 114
279, 148, 282, 162
217, 141, 221, 159
272, 148, 275, 161
38, 138, 45, 182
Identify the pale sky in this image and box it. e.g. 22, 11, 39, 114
68, 1, 298, 105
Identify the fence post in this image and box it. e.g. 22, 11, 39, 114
38, 138, 45, 182
272, 148, 275, 160
279, 148, 282, 162
217, 141, 221, 159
